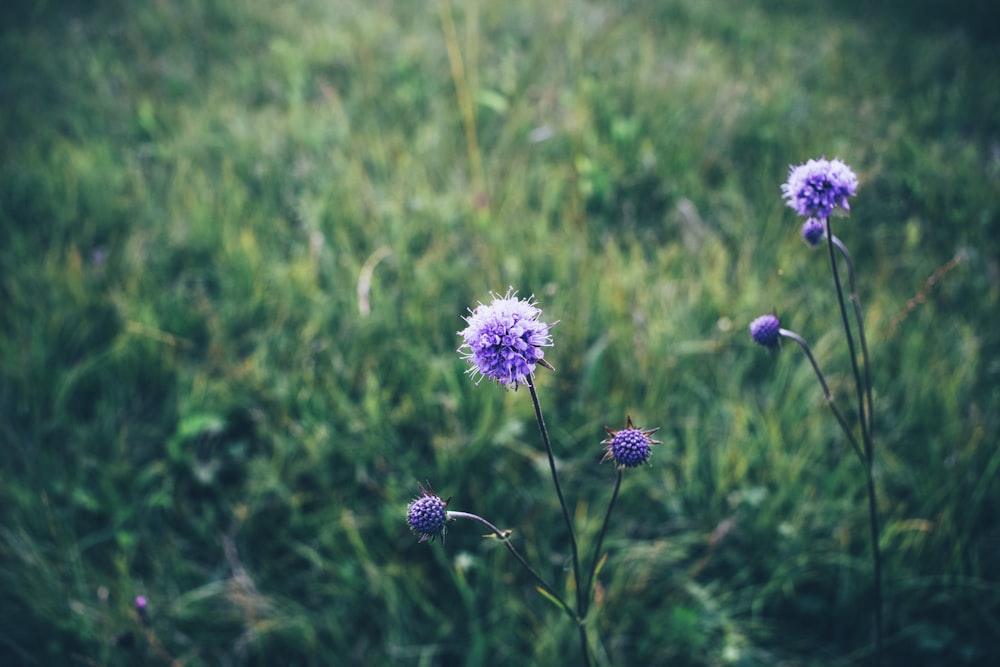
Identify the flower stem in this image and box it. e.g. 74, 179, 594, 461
830, 234, 874, 441
824, 220, 882, 662
778, 329, 865, 466
527, 380, 589, 666
583, 468, 623, 618
864, 463, 883, 662
446, 511, 575, 620
824, 219, 871, 449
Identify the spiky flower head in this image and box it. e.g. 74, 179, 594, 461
602, 415, 662, 469
458, 288, 555, 390
407, 483, 451, 543
781, 157, 858, 219
749, 313, 781, 349
801, 218, 826, 247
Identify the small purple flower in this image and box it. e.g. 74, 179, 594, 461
601, 416, 661, 469
781, 157, 858, 219
407, 483, 451, 543
749, 313, 782, 349
134, 595, 150, 627
801, 218, 826, 247
458, 288, 555, 389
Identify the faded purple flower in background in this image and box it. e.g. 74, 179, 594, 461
458, 288, 554, 389
134, 595, 150, 626
781, 157, 858, 219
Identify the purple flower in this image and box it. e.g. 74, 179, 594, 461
407, 483, 451, 543
749, 313, 782, 349
134, 595, 150, 626
458, 288, 555, 389
781, 157, 858, 219
601, 416, 661, 469
801, 218, 826, 247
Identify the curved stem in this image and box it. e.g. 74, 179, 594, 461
779, 329, 865, 466
583, 468, 623, 618
447, 511, 575, 620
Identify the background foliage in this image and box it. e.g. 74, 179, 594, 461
1, 1, 998, 665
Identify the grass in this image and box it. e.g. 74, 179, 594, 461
1, 0, 999, 664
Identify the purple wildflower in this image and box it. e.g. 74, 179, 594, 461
750, 313, 782, 349
134, 595, 150, 627
407, 483, 451, 543
801, 218, 826, 247
458, 288, 555, 389
601, 416, 661, 469
781, 157, 858, 219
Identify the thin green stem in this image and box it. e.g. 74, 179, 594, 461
447, 510, 575, 620
824, 220, 882, 662
864, 464, 883, 663
583, 468, 623, 618
830, 234, 874, 442
527, 380, 590, 666
824, 219, 870, 450
577, 623, 591, 667
779, 329, 865, 466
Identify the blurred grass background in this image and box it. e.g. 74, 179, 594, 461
1, 0, 998, 665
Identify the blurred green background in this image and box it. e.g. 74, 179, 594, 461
1, 0, 998, 665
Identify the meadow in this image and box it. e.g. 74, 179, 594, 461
1, 0, 998, 665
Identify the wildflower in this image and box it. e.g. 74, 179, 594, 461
781, 157, 858, 219
134, 595, 150, 627
801, 218, 826, 247
458, 288, 555, 389
407, 483, 451, 543
602, 416, 661, 468
749, 313, 782, 349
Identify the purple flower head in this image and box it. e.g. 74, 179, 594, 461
749, 313, 782, 349
134, 595, 150, 627
601, 416, 662, 469
781, 157, 858, 219
458, 288, 555, 389
801, 218, 826, 247
407, 483, 451, 543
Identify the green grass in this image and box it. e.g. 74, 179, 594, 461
1, 0, 998, 665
